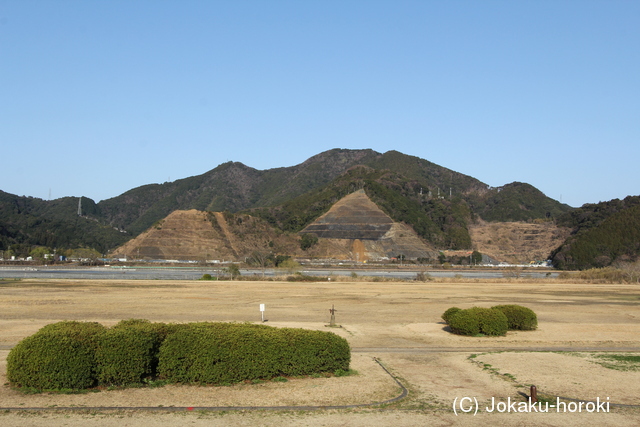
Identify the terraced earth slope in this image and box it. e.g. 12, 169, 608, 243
469, 219, 572, 264
301, 190, 394, 240
300, 190, 436, 261
111, 191, 437, 262
111, 210, 300, 262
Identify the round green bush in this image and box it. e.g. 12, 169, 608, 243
158, 322, 350, 384
491, 305, 538, 330
7, 321, 106, 390
447, 309, 480, 336
441, 307, 461, 324
448, 307, 508, 336
473, 307, 509, 336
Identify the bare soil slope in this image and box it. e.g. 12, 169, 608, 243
469, 219, 572, 264
112, 191, 438, 262
301, 190, 436, 261
111, 210, 300, 261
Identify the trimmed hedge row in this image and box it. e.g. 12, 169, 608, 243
158, 323, 350, 384
7, 320, 350, 391
7, 321, 105, 390
441, 305, 537, 336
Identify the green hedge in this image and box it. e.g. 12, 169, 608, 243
448, 307, 508, 336
37, 320, 106, 349
492, 305, 538, 330
95, 327, 158, 386
158, 322, 350, 384
275, 327, 351, 376
8, 320, 351, 390
7, 321, 106, 390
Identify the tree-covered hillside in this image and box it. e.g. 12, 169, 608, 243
97, 149, 379, 234
1, 148, 574, 255
551, 196, 640, 269
252, 166, 474, 249
0, 191, 129, 257
95, 149, 571, 236
471, 182, 570, 222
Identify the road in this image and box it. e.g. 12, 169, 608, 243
0, 265, 558, 280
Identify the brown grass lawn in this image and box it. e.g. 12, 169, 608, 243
1, 278, 639, 426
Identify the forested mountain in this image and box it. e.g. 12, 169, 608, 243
251, 165, 476, 249
551, 196, 640, 269
0, 148, 573, 257
0, 191, 129, 257
97, 149, 380, 235
95, 149, 569, 236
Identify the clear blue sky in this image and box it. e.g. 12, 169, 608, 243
2, 1, 638, 208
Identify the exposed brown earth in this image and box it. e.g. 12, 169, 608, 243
111, 210, 300, 262
301, 190, 436, 261
111, 191, 438, 263
469, 219, 572, 264
1, 278, 639, 426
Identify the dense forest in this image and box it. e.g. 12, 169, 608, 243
0, 191, 129, 258
551, 196, 640, 269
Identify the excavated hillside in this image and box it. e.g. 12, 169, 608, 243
468, 219, 571, 264
112, 191, 438, 262
111, 210, 299, 261
300, 190, 437, 261
110, 193, 567, 264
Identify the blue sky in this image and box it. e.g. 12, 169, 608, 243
1, 0, 638, 208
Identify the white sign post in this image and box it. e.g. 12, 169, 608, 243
260, 303, 265, 322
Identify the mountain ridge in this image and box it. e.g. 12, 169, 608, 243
0, 148, 574, 260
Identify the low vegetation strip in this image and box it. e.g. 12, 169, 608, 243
7, 320, 350, 392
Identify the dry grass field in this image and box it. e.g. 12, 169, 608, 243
1, 277, 640, 426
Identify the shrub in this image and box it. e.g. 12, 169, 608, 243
491, 305, 538, 330
448, 307, 508, 336
95, 327, 158, 386
274, 327, 351, 376
158, 322, 350, 384
112, 318, 181, 342
37, 321, 105, 349
300, 233, 318, 250
448, 309, 480, 336
7, 321, 106, 390
416, 271, 432, 282
158, 323, 275, 384
441, 307, 461, 324
8, 320, 351, 391
474, 307, 509, 336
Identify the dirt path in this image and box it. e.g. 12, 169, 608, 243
213, 212, 240, 257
